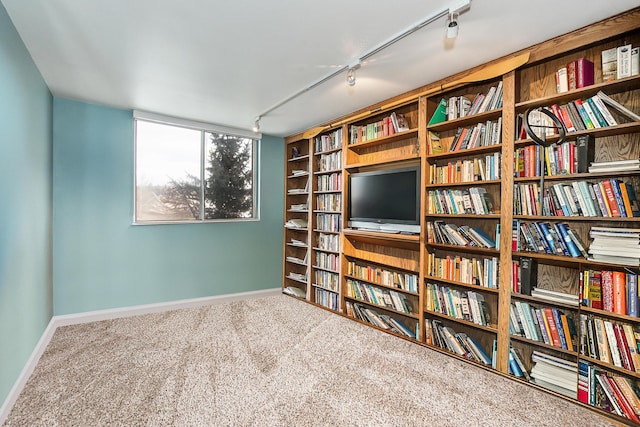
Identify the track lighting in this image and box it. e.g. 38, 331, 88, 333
252, 116, 260, 133
446, 12, 459, 39
346, 62, 361, 87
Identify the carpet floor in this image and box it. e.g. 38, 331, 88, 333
3, 295, 616, 426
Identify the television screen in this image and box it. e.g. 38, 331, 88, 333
348, 166, 420, 227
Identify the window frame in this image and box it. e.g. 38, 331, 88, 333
133, 111, 261, 225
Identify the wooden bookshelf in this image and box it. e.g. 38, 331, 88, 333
282, 7, 640, 425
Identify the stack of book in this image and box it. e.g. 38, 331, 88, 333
505, 345, 530, 380
427, 221, 496, 248
530, 287, 580, 307
589, 158, 640, 173
530, 351, 578, 398
581, 269, 638, 316
349, 111, 410, 144
556, 58, 594, 93
283, 286, 306, 298
581, 314, 640, 373
579, 361, 640, 422
345, 301, 415, 338
425, 319, 492, 365
447, 118, 502, 151
314, 128, 342, 152
588, 227, 640, 266
510, 302, 576, 351
428, 153, 501, 184
346, 261, 418, 293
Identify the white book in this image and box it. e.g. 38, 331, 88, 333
556, 67, 569, 93
632, 47, 640, 76
617, 44, 632, 79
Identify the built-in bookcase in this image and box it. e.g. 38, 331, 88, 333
282, 8, 640, 425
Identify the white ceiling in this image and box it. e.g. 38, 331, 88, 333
2, 0, 638, 137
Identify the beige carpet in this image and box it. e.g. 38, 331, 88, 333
3, 295, 615, 426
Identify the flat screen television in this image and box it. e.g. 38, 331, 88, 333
348, 165, 421, 234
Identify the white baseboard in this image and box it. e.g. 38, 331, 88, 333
0, 287, 281, 424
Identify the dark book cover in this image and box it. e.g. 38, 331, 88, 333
519, 257, 536, 295
576, 134, 595, 173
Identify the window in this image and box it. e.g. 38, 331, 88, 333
134, 114, 258, 223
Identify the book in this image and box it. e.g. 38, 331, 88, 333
576, 58, 595, 88
428, 98, 448, 126
602, 47, 618, 82
596, 91, 640, 122
618, 44, 633, 79
633, 47, 640, 76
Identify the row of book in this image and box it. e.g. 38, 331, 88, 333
315, 252, 339, 272
317, 151, 342, 172
424, 319, 492, 365
426, 221, 496, 249
510, 301, 577, 351
316, 172, 342, 192
430, 82, 504, 124
345, 279, 416, 315
579, 361, 640, 423
602, 44, 640, 82
425, 283, 491, 327
289, 201, 308, 211
513, 178, 639, 218
286, 271, 307, 283
314, 288, 339, 310
581, 269, 639, 317
316, 233, 339, 252
588, 226, 640, 267
315, 213, 340, 233
346, 260, 418, 293
345, 301, 416, 338
530, 351, 577, 399
314, 270, 339, 292
314, 128, 342, 153
315, 193, 341, 211
428, 153, 501, 185
348, 112, 410, 145
580, 314, 639, 374
555, 57, 594, 93
427, 187, 496, 215
446, 118, 502, 152
426, 253, 499, 289
512, 220, 586, 258
513, 136, 592, 178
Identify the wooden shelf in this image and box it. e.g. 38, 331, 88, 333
426, 214, 501, 219
515, 122, 640, 146
513, 215, 640, 222
513, 169, 640, 182
509, 335, 578, 356
427, 243, 499, 256
314, 168, 341, 175
427, 144, 503, 161
579, 306, 640, 324
423, 275, 500, 294
344, 274, 419, 296
579, 355, 640, 380
314, 146, 342, 155
345, 155, 421, 170
425, 309, 498, 332
343, 228, 420, 247
313, 247, 340, 254
288, 154, 310, 162
426, 179, 501, 189
344, 295, 420, 319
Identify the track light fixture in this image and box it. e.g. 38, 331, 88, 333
252, 116, 260, 133
446, 12, 459, 39
346, 62, 361, 87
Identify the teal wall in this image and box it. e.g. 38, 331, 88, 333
0, 3, 53, 406
53, 98, 285, 315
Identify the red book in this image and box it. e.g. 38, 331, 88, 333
569, 143, 575, 174
613, 272, 627, 315
558, 105, 576, 132
614, 323, 635, 372
512, 261, 519, 293
602, 271, 614, 312
576, 58, 595, 88
606, 375, 640, 422
543, 307, 562, 347
602, 180, 621, 217
590, 271, 603, 310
